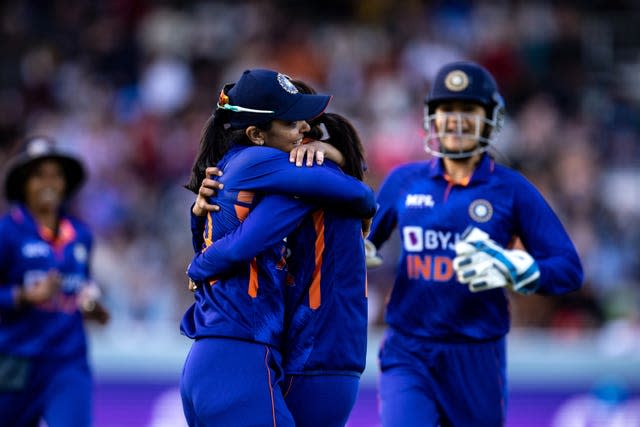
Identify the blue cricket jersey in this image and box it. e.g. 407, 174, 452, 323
181, 144, 375, 347
369, 154, 583, 341
0, 205, 92, 359
283, 209, 368, 376
186, 197, 368, 375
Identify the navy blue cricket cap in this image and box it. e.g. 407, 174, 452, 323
219, 69, 332, 129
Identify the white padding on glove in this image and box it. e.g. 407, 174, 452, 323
364, 239, 383, 269
453, 245, 509, 292
453, 227, 540, 294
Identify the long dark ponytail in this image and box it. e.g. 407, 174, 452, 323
316, 113, 366, 181
184, 109, 246, 194
290, 79, 367, 181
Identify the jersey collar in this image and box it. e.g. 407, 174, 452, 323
429, 154, 494, 184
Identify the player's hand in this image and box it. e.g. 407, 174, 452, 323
289, 141, 345, 167
453, 227, 540, 294
18, 270, 62, 306
364, 239, 383, 268
453, 228, 508, 292
192, 167, 223, 217
77, 282, 110, 324
188, 278, 198, 292
81, 300, 111, 325
290, 140, 325, 167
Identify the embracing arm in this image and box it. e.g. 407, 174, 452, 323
188, 194, 313, 282
230, 147, 375, 218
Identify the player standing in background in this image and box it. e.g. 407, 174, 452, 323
365, 61, 584, 426
179, 69, 375, 426
0, 136, 109, 427
191, 106, 370, 427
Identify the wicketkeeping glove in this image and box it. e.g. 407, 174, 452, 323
453, 227, 540, 294
364, 239, 383, 268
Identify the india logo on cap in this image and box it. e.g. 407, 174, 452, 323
277, 73, 298, 94
444, 70, 469, 92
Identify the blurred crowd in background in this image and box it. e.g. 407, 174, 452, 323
1, 0, 638, 346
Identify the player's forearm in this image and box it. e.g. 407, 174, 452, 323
188, 198, 309, 280
241, 158, 375, 217
318, 142, 345, 167
187, 250, 242, 282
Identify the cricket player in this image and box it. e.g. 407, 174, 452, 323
365, 61, 584, 426
188, 112, 370, 427
0, 136, 109, 427
179, 69, 375, 426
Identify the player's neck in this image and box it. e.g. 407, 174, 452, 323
443, 155, 480, 184
29, 205, 59, 233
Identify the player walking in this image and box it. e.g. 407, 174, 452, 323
366, 61, 584, 426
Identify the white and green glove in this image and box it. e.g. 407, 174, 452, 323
453, 227, 540, 294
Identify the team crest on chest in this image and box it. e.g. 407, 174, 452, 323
74, 243, 88, 263
468, 199, 493, 222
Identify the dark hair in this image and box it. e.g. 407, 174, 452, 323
314, 113, 366, 181
184, 104, 272, 194
291, 79, 366, 181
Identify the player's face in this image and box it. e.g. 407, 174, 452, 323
434, 101, 486, 152
24, 159, 66, 210
263, 120, 311, 153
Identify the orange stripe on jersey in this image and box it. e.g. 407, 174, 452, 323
204, 212, 213, 248
39, 219, 77, 257
237, 190, 255, 204
235, 205, 250, 222
263, 346, 277, 427
248, 258, 259, 298
309, 210, 325, 309
444, 173, 471, 186
235, 190, 255, 222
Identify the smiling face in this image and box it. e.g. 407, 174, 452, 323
433, 101, 487, 153
24, 159, 66, 212
259, 119, 311, 153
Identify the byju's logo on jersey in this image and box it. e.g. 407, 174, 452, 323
405, 194, 435, 208
469, 199, 493, 222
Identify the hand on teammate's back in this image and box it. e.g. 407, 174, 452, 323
192, 167, 223, 216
